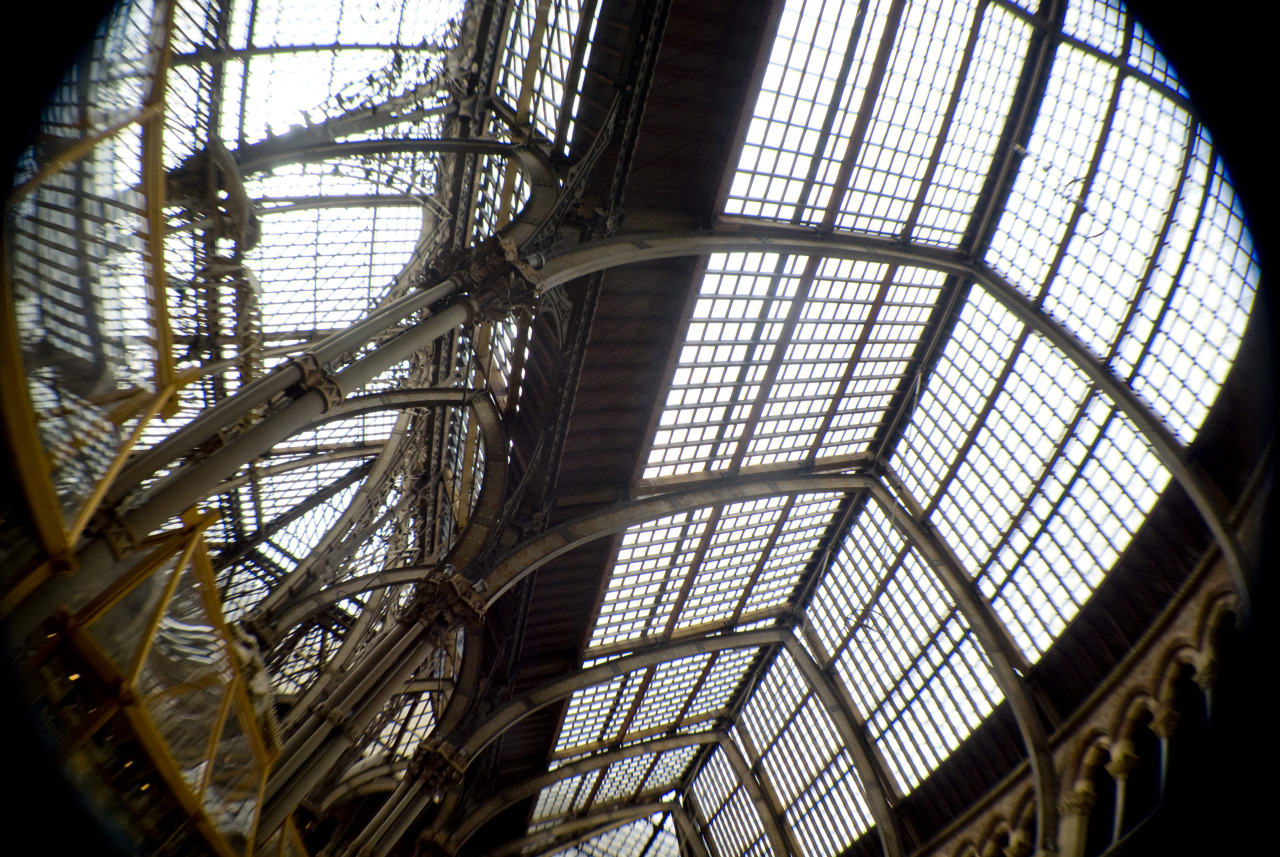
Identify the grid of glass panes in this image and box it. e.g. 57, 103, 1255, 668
533, 769, 598, 822
470, 141, 532, 240
643, 255, 943, 479
983, 401, 1170, 654
740, 263, 945, 468
235, 462, 362, 566
209, 0, 459, 144
912, 3, 1030, 246
493, 0, 598, 148
546, 0, 1262, 849
593, 752, 663, 805
890, 298, 1176, 661
985, 43, 1117, 295
370, 690, 436, 761
1061, 0, 1126, 56
674, 494, 844, 629
834, 0, 977, 236
166, 0, 216, 170
929, 333, 1092, 574
546, 813, 680, 857
725, 0, 895, 223
27, 0, 161, 151
10, 0, 161, 516
1127, 20, 1188, 98
890, 286, 1024, 504
541, 747, 699, 820
274, 623, 346, 696
589, 509, 712, 650
587, 495, 839, 652
691, 747, 773, 857
644, 746, 701, 795
738, 649, 875, 851
245, 200, 422, 332
1040, 76, 1190, 358
1109, 126, 1211, 383
552, 674, 633, 757
807, 502, 1003, 790
1128, 152, 1257, 444
644, 253, 798, 476
552, 652, 754, 761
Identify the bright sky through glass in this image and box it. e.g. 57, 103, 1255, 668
569, 0, 1258, 853
109, 0, 1261, 852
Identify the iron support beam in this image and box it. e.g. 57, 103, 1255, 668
6, 305, 472, 644
481, 801, 685, 857
483, 473, 873, 604
780, 635, 905, 857
531, 225, 1249, 609
421, 624, 899, 857
251, 388, 506, 637
866, 477, 1058, 854
108, 278, 461, 506
451, 628, 785, 763
719, 733, 795, 857
447, 732, 722, 852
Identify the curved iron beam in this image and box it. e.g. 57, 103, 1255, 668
251, 388, 506, 637
528, 224, 1249, 611
448, 732, 722, 851
425, 622, 900, 857
481, 801, 693, 857
482, 472, 873, 604
867, 476, 1058, 853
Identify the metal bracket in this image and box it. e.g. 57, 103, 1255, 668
405, 568, 486, 643
289, 352, 343, 411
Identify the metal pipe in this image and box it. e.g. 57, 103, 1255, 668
110, 279, 459, 503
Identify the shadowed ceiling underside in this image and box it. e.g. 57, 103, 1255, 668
1, 1, 1269, 857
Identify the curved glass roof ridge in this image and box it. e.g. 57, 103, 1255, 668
566, 0, 1257, 853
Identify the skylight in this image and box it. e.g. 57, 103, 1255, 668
567, 0, 1257, 851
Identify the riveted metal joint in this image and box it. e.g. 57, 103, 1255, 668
289, 352, 344, 411
404, 568, 486, 643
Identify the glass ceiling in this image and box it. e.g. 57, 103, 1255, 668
546, 0, 1256, 854
9, 0, 1258, 854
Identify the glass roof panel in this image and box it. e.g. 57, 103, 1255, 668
594, 752, 660, 805
559, 2, 1260, 850
890, 286, 1024, 504
913, 2, 1030, 246
834, 0, 978, 235
1127, 20, 1189, 98
1130, 151, 1257, 443
985, 43, 1117, 296
1062, 0, 1126, 56
1040, 78, 1190, 358
740, 648, 874, 846
693, 746, 774, 857
495, 0, 600, 149
644, 745, 701, 794
644, 256, 945, 479
546, 813, 680, 857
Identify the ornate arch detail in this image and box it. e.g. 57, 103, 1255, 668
1113, 692, 1161, 745
1152, 643, 1203, 710
1195, 586, 1242, 656
973, 817, 1012, 857
1069, 733, 1114, 789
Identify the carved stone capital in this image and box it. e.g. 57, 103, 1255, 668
404, 568, 486, 641
407, 737, 467, 792
1195, 657, 1220, 690
1151, 707, 1181, 738
1003, 830, 1033, 857
1059, 788, 1096, 817
289, 351, 343, 411
1105, 747, 1138, 780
